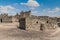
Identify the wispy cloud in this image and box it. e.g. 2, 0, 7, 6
43, 7, 60, 14
20, 0, 40, 9
48, 7, 60, 13
0, 5, 15, 14
41, 7, 60, 17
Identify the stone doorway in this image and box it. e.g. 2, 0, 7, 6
0, 19, 2, 23
40, 24, 44, 31
19, 18, 26, 30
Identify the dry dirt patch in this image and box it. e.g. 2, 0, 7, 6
0, 23, 60, 40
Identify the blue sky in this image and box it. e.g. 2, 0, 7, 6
0, 0, 60, 17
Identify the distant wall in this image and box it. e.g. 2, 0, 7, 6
0, 16, 12, 23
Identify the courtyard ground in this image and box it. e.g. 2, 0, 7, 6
0, 23, 60, 40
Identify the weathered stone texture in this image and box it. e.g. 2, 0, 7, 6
26, 18, 40, 31
0, 14, 12, 23
19, 10, 58, 31
0, 10, 59, 32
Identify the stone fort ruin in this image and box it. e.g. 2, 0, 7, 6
0, 10, 60, 31
19, 10, 58, 31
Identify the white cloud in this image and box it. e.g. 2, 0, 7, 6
42, 7, 60, 17
43, 7, 60, 14
0, 5, 15, 14
20, 0, 40, 7
48, 7, 60, 13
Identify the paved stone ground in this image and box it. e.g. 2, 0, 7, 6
0, 23, 60, 40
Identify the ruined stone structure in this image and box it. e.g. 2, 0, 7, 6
57, 18, 60, 27
19, 10, 58, 31
0, 14, 13, 23
0, 10, 60, 31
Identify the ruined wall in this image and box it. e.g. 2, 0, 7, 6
0, 11, 58, 31
12, 16, 19, 23
20, 10, 31, 18
2, 16, 12, 23
18, 10, 58, 31
0, 14, 13, 23
56, 18, 60, 27
39, 17, 57, 31
25, 16, 58, 31
26, 18, 40, 31
57, 18, 60, 22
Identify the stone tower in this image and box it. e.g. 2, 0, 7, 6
20, 10, 31, 18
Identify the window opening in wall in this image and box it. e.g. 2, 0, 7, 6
36, 21, 38, 24
57, 23, 60, 27
47, 21, 48, 23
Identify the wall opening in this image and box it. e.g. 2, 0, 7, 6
0, 19, 2, 23
57, 23, 60, 27
19, 18, 26, 30
36, 21, 38, 24
47, 21, 48, 23
40, 24, 44, 31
